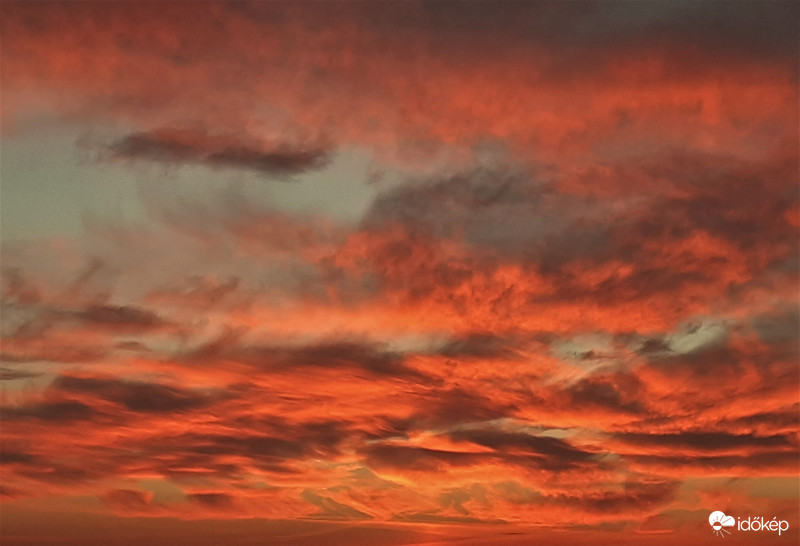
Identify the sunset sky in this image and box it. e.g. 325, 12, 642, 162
1, 1, 798, 545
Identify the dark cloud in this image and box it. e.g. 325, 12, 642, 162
449, 429, 595, 468
184, 434, 308, 460
71, 304, 165, 331
16, 460, 104, 485
153, 456, 247, 481
362, 168, 595, 264
718, 407, 800, 434
1, 400, 95, 422
397, 387, 517, 432
236, 0, 799, 68
437, 333, 522, 360
53, 375, 226, 413
0, 450, 38, 465
188, 337, 428, 381
615, 432, 796, 452
225, 415, 355, 459
295, 421, 352, 454
634, 151, 797, 251
1, 302, 166, 364
361, 147, 798, 314
353, 148, 798, 322
276, 342, 414, 377
614, 0, 800, 63
105, 128, 332, 177
752, 307, 800, 344
634, 337, 673, 356
361, 444, 487, 472
188, 492, 235, 509
645, 332, 798, 390
128, 430, 314, 479
566, 373, 645, 415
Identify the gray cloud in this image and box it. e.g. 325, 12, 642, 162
105, 128, 333, 177
71, 304, 165, 330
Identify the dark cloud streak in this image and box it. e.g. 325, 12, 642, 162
105, 128, 333, 178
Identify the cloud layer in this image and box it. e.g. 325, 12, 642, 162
1, 1, 798, 544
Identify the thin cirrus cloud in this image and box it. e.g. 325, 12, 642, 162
0, 1, 798, 545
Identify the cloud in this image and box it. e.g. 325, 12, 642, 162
1, 400, 95, 422
561, 481, 679, 514
3, 0, 795, 172
70, 304, 166, 332
301, 489, 373, 520
0, 450, 38, 465
448, 429, 596, 469
101, 489, 154, 510
104, 128, 333, 177
436, 333, 524, 360
179, 433, 308, 460
718, 408, 800, 436
614, 432, 795, 454
566, 373, 646, 415
187, 492, 235, 509
390, 511, 505, 524
0, 367, 41, 381
52, 375, 228, 413
360, 445, 488, 472
623, 451, 800, 477
184, 337, 429, 381
400, 387, 518, 431
0, 1, 797, 542
493, 481, 542, 505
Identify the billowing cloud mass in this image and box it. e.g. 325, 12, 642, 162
0, 1, 798, 545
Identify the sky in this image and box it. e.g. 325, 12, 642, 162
0, 1, 798, 545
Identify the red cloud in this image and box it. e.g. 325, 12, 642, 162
1, 1, 797, 545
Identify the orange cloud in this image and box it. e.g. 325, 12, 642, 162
1, 1, 798, 545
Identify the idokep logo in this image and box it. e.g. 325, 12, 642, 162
709, 511, 735, 537
709, 510, 790, 538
